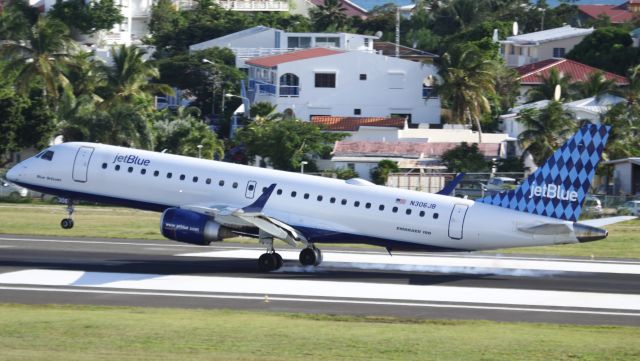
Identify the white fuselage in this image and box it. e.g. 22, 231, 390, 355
7, 142, 581, 251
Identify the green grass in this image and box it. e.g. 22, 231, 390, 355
0, 304, 638, 361
0, 202, 639, 259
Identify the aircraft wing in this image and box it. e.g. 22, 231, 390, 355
180, 183, 308, 247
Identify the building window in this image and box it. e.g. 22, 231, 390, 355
553, 47, 565, 58
354, 108, 361, 115
279, 73, 300, 97
316, 36, 340, 48
364, 38, 369, 47
315, 73, 336, 88
359, 74, 366, 80
287, 36, 311, 48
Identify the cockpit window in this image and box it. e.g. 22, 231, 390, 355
41, 150, 54, 161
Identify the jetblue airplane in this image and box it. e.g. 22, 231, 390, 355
5, 124, 631, 271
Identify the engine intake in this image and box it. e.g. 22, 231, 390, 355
160, 208, 235, 245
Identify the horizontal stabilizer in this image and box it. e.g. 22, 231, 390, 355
579, 216, 636, 228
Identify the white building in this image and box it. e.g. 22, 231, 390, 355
190, 26, 378, 68
245, 47, 440, 124
499, 25, 594, 67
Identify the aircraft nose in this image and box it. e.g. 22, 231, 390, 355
6, 164, 21, 182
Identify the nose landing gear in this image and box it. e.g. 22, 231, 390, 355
60, 200, 74, 229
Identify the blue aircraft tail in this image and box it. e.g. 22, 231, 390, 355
476, 124, 610, 221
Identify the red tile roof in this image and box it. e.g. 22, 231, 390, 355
246, 48, 343, 68
332, 141, 501, 158
311, 116, 406, 131
308, 0, 368, 18
516, 58, 629, 86
578, 5, 634, 24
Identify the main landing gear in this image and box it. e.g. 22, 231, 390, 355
256, 232, 324, 272
60, 200, 74, 229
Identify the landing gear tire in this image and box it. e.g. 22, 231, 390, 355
258, 252, 283, 272
60, 218, 74, 229
299, 247, 322, 266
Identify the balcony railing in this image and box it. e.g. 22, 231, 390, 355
233, 47, 297, 61
175, 0, 288, 11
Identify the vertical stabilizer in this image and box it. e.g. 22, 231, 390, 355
477, 125, 610, 221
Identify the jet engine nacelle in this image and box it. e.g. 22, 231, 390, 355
160, 208, 235, 245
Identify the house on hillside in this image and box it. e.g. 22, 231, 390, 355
515, 58, 629, 103
189, 26, 378, 68
499, 94, 626, 156
499, 25, 594, 67
290, 0, 368, 18
244, 47, 440, 125
577, 3, 635, 25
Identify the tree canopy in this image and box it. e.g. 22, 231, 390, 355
567, 27, 640, 76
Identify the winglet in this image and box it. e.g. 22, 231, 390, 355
437, 172, 465, 195
242, 183, 277, 213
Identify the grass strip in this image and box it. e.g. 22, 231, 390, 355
0, 203, 639, 259
0, 304, 638, 361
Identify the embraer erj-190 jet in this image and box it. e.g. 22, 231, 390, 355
6, 124, 632, 271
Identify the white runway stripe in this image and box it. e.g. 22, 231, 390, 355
177, 250, 640, 275
0, 269, 639, 312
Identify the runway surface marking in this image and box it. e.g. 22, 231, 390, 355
177, 250, 640, 275
3, 236, 640, 265
1, 269, 639, 313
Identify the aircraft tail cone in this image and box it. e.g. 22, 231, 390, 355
573, 222, 608, 243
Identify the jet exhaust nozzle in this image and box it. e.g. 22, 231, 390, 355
573, 222, 608, 243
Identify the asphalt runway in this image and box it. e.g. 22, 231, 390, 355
0, 233, 639, 326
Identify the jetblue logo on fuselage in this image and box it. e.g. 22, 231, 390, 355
112, 153, 150, 166
528, 184, 578, 202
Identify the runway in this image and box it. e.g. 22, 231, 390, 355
0, 233, 639, 326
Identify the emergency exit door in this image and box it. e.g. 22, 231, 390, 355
448, 204, 468, 240
72, 146, 94, 182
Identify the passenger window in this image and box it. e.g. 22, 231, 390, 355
379, 205, 384, 211
193, 176, 198, 183
433, 213, 439, 219
180, 174, 185, 181
128, 167, 133, 173
101, 163, 107, 169
392, 207, 398, 213
405, 209, 411, 215
115, 165, 120, 171
206, 178, 211, 184
291, 191, 297, 197
233, 182, 238, 189
262, 187, 267, 192
341, 199, 347, 205
419, 211, 425, 217
365, 202, 371, 209
219, 180, 225, 186
154, 170, 159, 177
277, 189, 283, 195
317, 195, 323, 201
330, 197, 336, 203
354, 201, 360, 207
304, 193, 309, 199
141, 169, 146, 175
167, 172, 172, 179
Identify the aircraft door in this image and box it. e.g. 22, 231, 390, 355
448, 204, 468, 240
245, 180, 257, 199
72, 146, 95, 183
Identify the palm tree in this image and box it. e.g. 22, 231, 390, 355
525, 68, 573, 102
575, 71, 617, 99
101, 45, 173, 107
310, 0, 348, 32
437, 46, 497, 142
1, 16, 76, 102
517, 101, 576, 165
